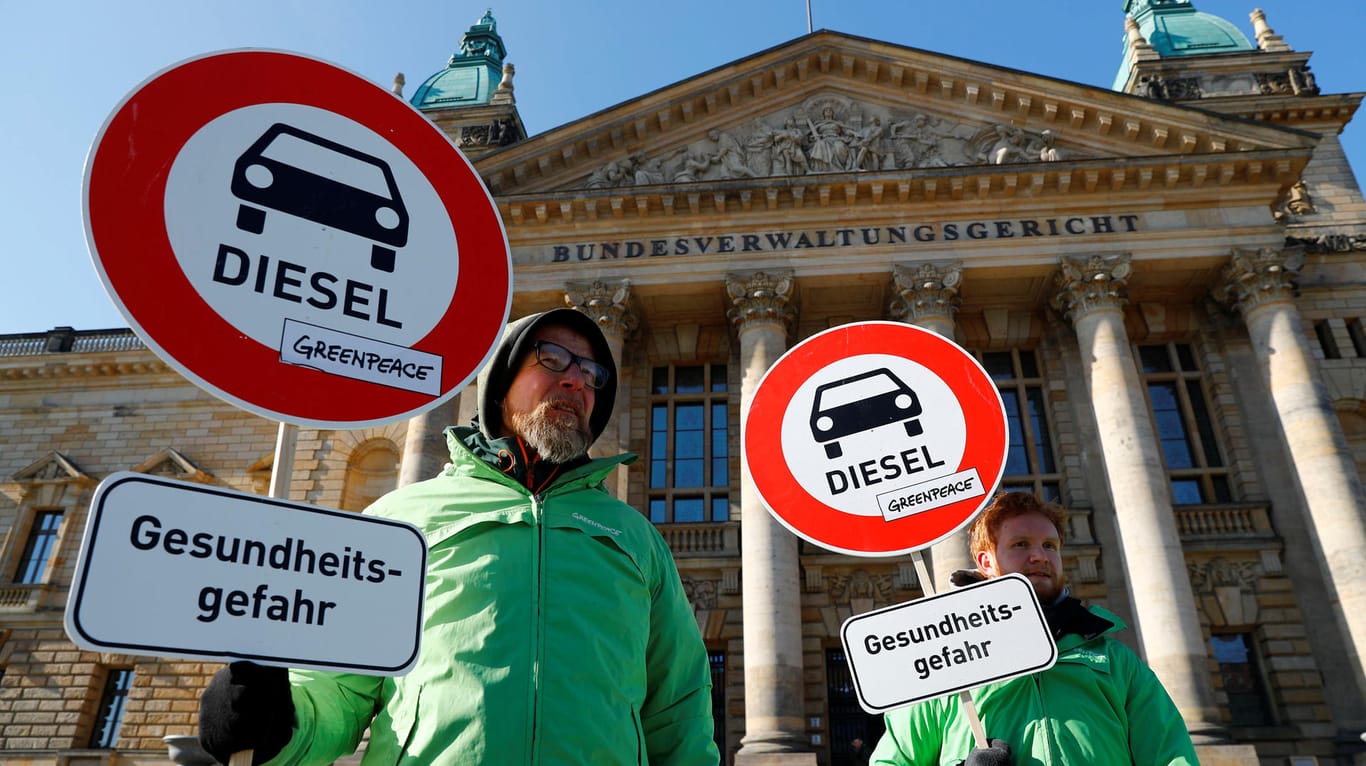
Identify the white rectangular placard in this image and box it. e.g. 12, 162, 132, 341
840, 573, 1056, 712
64, 472, 426, 675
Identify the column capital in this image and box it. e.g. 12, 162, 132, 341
564, 278, 639, 342
889, 261, 962, 324
726, 270, 796, 334
1212, 247, 1305, 317
1051, 253, 1132, 323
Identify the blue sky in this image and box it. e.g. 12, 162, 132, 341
3, 0, 1362, 335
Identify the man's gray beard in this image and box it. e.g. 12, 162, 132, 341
509, 403, 592, 463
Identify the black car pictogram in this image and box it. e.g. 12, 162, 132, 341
230, 123, 409, 272
809, 368, 923, 459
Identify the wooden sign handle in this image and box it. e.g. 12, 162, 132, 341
229, 750, 253, 766
909, 550, 989, 750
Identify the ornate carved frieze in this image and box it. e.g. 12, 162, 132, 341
1188, 557, 1264, 627
583, 96, 1072, 189
682, 576, 719, 610
1286, 232, 1366, 254
726, 270, 796, 332
827, 568, 894, 608
1212, 247, 1304, 315
458, 118, 519, 149
889, 261, 962, 324
1277, 180, 1316, 219
1257, 71, 1295, 96
564, 278, 639, 342
1051, 254, 1132, 322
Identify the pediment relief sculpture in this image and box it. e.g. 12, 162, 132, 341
582, 96, 1074, 190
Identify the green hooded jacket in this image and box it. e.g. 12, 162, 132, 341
265, 427, 719, 766
871, 605, 1198, 766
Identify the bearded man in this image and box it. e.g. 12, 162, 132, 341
198, 308, 719, 766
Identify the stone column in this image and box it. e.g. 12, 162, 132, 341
1216, 247, 1366, 679
1053, 254, 1225, 741
566, 278, 639, 500
398, 396, 461, 487
728, 271, 814, 765
889, 261, 968, 592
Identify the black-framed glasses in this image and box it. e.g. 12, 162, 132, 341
531, 340, 611, 390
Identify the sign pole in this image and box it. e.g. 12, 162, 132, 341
269, 422, 298, 499
229, 421, 296, 766
910, 550, 988, 749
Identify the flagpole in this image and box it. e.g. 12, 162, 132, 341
806, 0, 813, 33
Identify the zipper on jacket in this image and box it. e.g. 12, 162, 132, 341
529, 492, 546, 764
1032, 674, 1059, 765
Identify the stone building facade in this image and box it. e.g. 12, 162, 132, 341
2, 3, 1365, 765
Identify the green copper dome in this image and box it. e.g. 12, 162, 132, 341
1114, 0, 1256, 90
410, 10, 508, 110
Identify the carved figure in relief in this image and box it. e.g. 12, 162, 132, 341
1038, 130, 1063, 162
771, 116, 810, 176
1284, 180, 1315, 216
585, 153, 641, 189
672, 146, 715, 183
709, 129, 755, 179
987, 124, 1030, 164
806, 106, 855, 172
852, 117, 887, 170
889, 114, 948, 168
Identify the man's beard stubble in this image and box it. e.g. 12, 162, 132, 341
508, 400, 592, 463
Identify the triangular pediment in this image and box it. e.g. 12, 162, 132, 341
11, 451, 88, 484
133, 448, 212, 483
477, 31, 1316, 198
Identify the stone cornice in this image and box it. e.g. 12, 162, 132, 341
493, 148, 1310, 227
1191, 92, 1363, 130
0, 358, 172, 381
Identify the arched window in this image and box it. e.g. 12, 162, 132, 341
341, 440, 400, 511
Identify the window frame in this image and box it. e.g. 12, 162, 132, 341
646, 363, 733, 524
12, 509, 65, 585
1136, 342, 1232, 505
88, 666, 135, 749
973, 348, 1064, 503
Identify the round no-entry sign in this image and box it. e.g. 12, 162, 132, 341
745, 322, 1008, 556
83, 50, 511, 428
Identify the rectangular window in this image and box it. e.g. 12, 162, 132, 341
15, 510, 63, 584
977, 350, 1062, 502
1138, 343, 1231, 504
1349, 318, 1366, 358
89, 667, 134, 748
649, 364, 731, 523
1210, 633, 1273, 727
1314, 320, 1341, 359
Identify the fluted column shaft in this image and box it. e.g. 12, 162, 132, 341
729, 272, 813, 763
1055, 254, 1224, 740
567, 279, 638, 500
1220, 249, 1366, 685
889, 262, 969, 591
398, 397, 462, 487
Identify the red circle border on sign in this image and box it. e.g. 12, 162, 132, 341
744, 322, 1008, 557
84, 50, 510, 428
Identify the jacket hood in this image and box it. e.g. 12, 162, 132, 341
475, 308, 618, 445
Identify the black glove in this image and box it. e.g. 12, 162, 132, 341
958, 738, 1012, 766
198, 661, 296, 766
